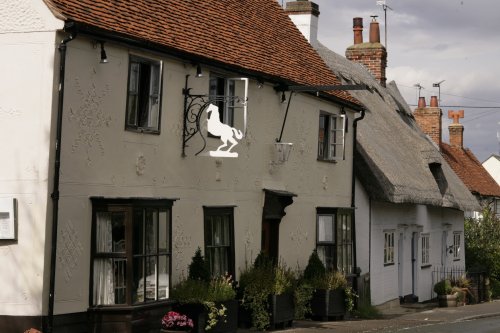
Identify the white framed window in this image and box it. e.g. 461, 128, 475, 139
318, 112, 346, 161
453, 232, 461, 260
421, 233, 430, 265
384, 231, 395, 265
126, 55, 162, 133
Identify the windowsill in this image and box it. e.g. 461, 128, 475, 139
125, 127, 161, 135
317, 158, 338, 164
88, 299, 176, 313
384, 263, 395, 267
453, 259, 460, 262
421, 264, 432, 269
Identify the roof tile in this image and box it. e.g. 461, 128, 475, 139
441, 143, 500, 197
44, 0, 358, 105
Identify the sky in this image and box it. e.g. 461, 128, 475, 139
284, 0, 500, 162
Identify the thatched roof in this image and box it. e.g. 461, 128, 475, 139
316, 43, 479, 211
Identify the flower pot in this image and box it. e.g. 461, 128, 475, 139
437, 294, 457, 307
310, 288, 346, 321
269, 293, 294, 329
175, 300, 237, 333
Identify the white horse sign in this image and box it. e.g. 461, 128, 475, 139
205, 104, 243, 158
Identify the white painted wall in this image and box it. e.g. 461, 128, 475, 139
48, 36, 357, 315
483, 155, 500, 186
287, 13, 318, 48
0, 0, 63, 317
355, 185, 465, 306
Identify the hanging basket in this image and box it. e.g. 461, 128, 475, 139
274, 142, 293, 163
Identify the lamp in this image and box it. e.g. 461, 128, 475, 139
196, 64, 203, 78
274, 142, 293, 164
100, 42, 108, 64
281, 91, 286, 103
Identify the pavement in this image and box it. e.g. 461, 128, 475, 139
238, 300, 500, 332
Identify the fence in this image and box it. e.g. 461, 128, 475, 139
432, 266, 489, 303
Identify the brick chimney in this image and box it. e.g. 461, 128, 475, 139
285, 0, 320, 48
346, 17, 387, 87
448, 110, 465, 148
414, 96, 443, 147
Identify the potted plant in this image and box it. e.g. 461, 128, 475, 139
434, 279, 457, 307
161, 311, 194, 333
238, 253, 296, 330
303, 250, 354, 321
172, 248, 237, 333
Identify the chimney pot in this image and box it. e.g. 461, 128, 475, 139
430, 96, 439, 107
418, 97, 427, 108
369, 19, 381, 43
353, 17, 363, 44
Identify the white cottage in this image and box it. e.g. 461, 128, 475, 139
285, 0, 479, 309
0, 0, 364, 331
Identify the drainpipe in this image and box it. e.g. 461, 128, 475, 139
351, 109, 365, 293
46, 29, 76, 333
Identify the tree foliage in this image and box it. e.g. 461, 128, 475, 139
464, 207, 500, 280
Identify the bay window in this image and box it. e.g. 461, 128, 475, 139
91, 198, 173, 306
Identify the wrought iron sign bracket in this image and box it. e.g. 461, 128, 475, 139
182, 75, 248, 157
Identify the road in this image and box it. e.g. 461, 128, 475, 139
389, 316, 500, 333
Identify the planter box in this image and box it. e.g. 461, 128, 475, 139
310, 288, 345, 321
437, 294, 457, 307
175, 300, 237, 333
269, 293, 294, 329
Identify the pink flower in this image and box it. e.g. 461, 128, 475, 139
161, 311, 194, 331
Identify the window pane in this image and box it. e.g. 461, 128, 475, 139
145, 208, 158, 254
318, 115, 327, 158
93, 258, 115, 305
207, 246, 229, 276
158, 255, 169, 299
133, 257, 145, 303
109, 212, 125, 253
159, 210, 169, 253
318, 215, 334, 242
127, 94, 138, 126
114, 258, 127, 304
317, 244, 335, 270
133, 209, 144, 255
145, 256, 157, 301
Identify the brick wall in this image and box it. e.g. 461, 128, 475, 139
449, 124, 464, 148
414, 106, 442, 146
346, 45, 387, 87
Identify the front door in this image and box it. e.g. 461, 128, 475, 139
261, 218, 280, 262
411, 232, 418, 297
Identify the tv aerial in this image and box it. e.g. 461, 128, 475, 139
376, 0, 393, 51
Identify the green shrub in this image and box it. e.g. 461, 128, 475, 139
238, 254, 296, 330
188, 247, 210, 282
303, 250, 326, 281
434, 279, 453, 295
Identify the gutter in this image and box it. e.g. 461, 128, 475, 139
351, 109, 365, 281
46, 26, 76, 333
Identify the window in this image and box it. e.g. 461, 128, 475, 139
126, 55, 162, 133
91, 199, 173, 306
316, 208, 353, 274
495, 199, 500, 217
204, 207, 235, 278
384, 231, 395, 265
453, 232, 461, 260
209, 75, 235, 126
318, 112, 346, 161
421, 234, 430, 266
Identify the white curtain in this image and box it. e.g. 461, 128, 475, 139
93, 212, 115, 305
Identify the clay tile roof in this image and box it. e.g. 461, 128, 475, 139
44, 0, 359, 105
441, 143, 500, 197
